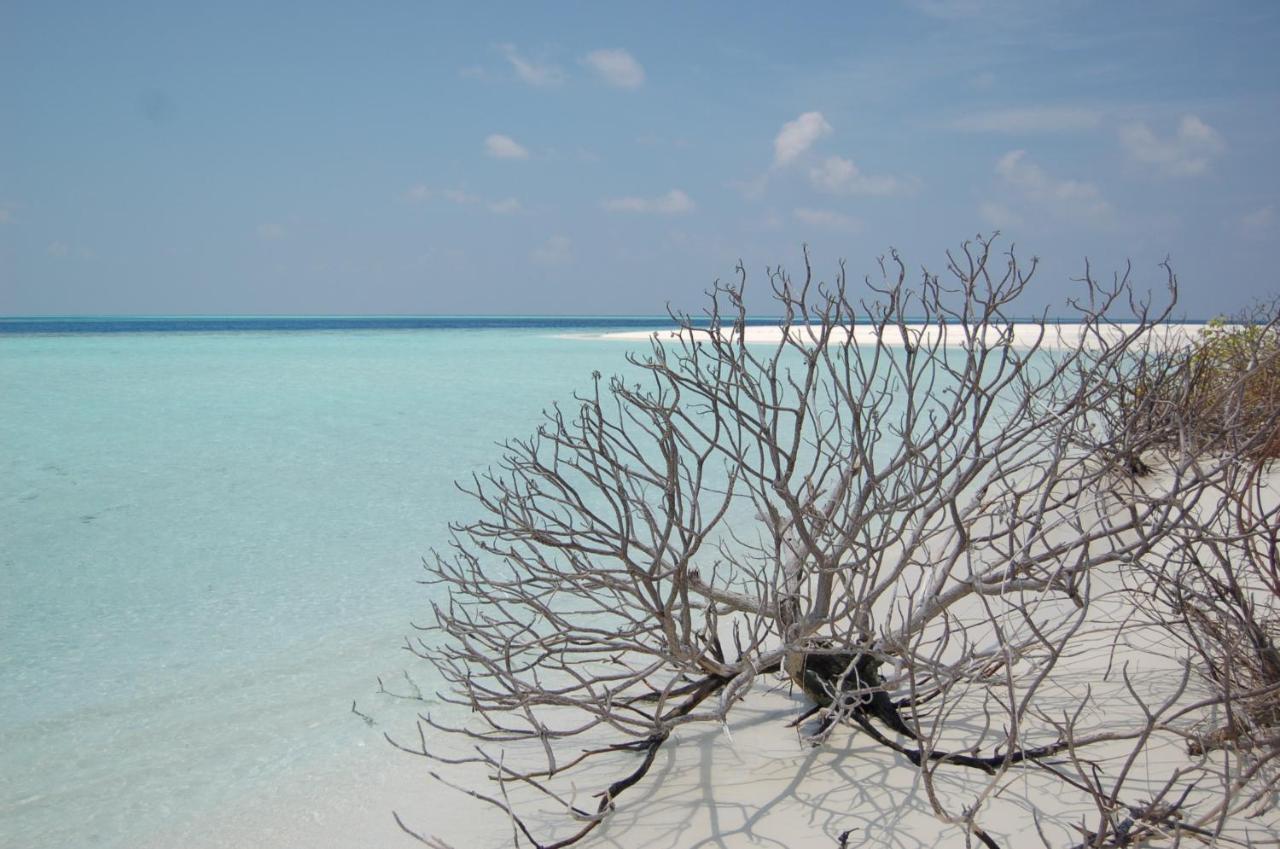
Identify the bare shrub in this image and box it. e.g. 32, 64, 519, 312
387, 239, 1279, 847
1136, 457, 1280, 757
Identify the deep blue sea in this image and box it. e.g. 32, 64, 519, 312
0, 315, 785, 334
0, 317, 705, 848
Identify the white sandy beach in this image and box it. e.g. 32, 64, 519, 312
143, 468, 1279, 849
146, 619, 1272, 849
590, 322, 1207, 351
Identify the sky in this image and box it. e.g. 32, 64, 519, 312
1, 1, 1278, 318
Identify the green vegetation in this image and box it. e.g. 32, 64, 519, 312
1115, 301, 1280, 469
1189, 309, 1280, 458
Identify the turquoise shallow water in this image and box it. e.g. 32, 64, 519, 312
0, 326, 651, 848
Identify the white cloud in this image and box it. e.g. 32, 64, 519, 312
995, 150, 1109, 218
951, 106, 1101, 133
498, 44, 564, 87
485, 133, 530, 159
406, 184, 430, 202
1119, 115, 1224, 177
987, 151, 1110, 229
978, 200, 1023, 230
583, 48, 645, 88
774, 112, 832, 167
809, 156, 906, 196
0, 208, 10, 224
602, 189, 695, 215
47, 240, 71, 256
532, 235, 573, 265
256, 222, 285, 240
1237, 205, 1278, 241
488, 197, 521, 214
793, 208, 862, 234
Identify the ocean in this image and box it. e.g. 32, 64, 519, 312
0, 317, 713, 848
1, 314, 1164, 847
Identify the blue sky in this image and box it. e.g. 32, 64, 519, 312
2, 1, 1277, 317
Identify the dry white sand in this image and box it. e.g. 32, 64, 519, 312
149, 478, 1280, 849
585, 321, 1206, 351
150, 624, 1273, 848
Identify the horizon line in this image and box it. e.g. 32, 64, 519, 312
0, 312, 1215, 322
